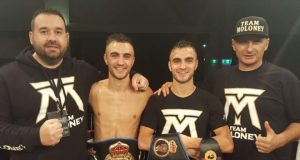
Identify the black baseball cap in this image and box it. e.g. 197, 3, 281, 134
232, 16, 269, 39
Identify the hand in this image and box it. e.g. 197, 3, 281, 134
256, 121, 279, 153
40, 119, 63, 146
180, 134, 191, 149
186, 148, 200, 160
131, 73, 149, 91
154, 82, 172, 97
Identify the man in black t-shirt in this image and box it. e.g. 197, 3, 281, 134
203, 16, 300, 160
138, 40, 233, 159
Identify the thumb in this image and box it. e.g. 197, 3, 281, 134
131, 79, 139, 91
264, 121, 275, 136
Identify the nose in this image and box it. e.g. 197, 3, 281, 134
116, 57, 125, 65
47, 31, 57, 42
246, 41, 254, 52
179, 62, 186, 69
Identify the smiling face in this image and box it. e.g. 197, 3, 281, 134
232, 36, 269, 71
29, 13, 69, 66
104, 41, 135, 80
168, 47, 198, 84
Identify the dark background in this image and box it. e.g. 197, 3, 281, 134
0, 0, 299, 159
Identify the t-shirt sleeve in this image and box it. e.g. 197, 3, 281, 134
207, 94, 227, 131
281, 71, 300, 123
140, 95, 160, 131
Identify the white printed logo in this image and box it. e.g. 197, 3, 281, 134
30, 76, 84, 123
161, 109, 202, 137
224, 88, 265, 130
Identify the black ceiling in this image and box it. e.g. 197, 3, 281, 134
0, 0, 299, 35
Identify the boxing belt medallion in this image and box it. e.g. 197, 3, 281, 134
147, 133, 189, 160
87, 138, 139, 160
199, 138, 223, 160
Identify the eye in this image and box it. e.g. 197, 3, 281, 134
110, 52, 119, 58
252, 38, 263, 43
55, 30, 63, 35
172, 58, 181, 64
235, 39, 248, 44
40, 30, 48, 35
185, 57, 194, 63
123, 53, 132, 59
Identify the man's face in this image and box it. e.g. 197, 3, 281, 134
232, 36, 269, 71
29, 13, 69, 65
168, 47, 198, 84
104, 41, 135, 80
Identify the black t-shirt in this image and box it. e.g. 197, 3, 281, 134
203, 62, 300, 160
140, 87, 226, 138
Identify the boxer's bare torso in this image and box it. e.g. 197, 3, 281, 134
89, 79, 152, 141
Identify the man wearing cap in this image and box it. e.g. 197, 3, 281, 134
203, 16, 300, 160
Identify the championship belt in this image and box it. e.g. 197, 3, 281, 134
87, 138, 139, 160
199, 138, 223, 160
147, 133, 189, 160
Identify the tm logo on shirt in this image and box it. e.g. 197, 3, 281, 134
224, 88, 265, 130
161, 109, 202, 137
30, 76, 84, 123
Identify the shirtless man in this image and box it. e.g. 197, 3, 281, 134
89, 33, 152, 159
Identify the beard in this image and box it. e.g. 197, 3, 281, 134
33, 42, 68, 65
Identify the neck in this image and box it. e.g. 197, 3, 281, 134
171, 79, 196, 98
32, 52, 63, 69
108, 74, 131, 92
238, 61, 263, 71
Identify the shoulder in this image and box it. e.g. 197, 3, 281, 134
90, 79, 108, 96
195, 87, 219, 100
0, 61, 19, 75
140, 87, 153, 98
91, 79, 108, 91
263, 62, 298, 80
147, 93, 164, 103
204, 66, 235, 84
70, 58, 96, 71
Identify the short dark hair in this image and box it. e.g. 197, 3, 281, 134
106, 33, 133, 48
170, 40, 197, 59
171, 40, 196, 51
31, 8, 67, 31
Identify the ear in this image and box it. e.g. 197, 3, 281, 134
264, 38, 270, 51
66, 32, 70, 43
103, 53, 108, 65
195, 59, 199, 71
168, 61, 172, 72
132, 56, 135, 65
231, 39, 236, 51
29, 31, 33, 45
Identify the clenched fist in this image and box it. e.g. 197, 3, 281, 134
40, 119, 63, 146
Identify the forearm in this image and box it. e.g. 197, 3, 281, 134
276, 123, 300, 148
212, 126, 234, 153
0, 121, 41, 152
138, 134, 152, 151
182, 136, 201, 149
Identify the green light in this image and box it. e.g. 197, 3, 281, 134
209, 59, 219, 64
221, 59, 232, 65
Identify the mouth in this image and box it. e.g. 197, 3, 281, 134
46, 45, 59, 49
244, 54, 254, 59
114, 67, 127, 72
